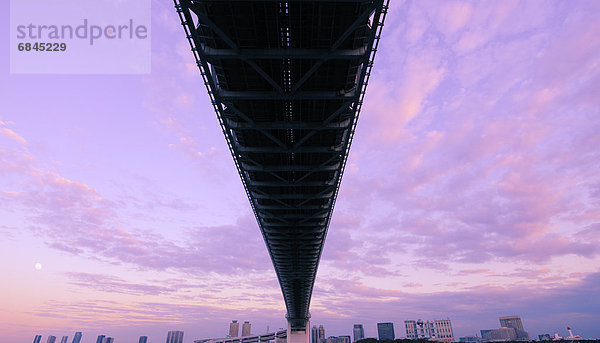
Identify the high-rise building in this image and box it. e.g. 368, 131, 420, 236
105, 338, 114, 343
498, 316, 524, 332
72, 332, 82, 343
139, 336, 148, 343
61, 336, 69, 343
498, 316, 529, 340
377, 323, 395, 341
229, 320, 240, 337
34, 335, 42, 343
47, 336, 57, 343
167, 331, 184, 343
434, 319, 454, 341
96, 335, 105, 343
242, 321, 252, 336
353, 324, 365, 342
405, 319, 453, 342
312, 326, 318, 343
318, 325, 325, 343
338, 335, 351, 343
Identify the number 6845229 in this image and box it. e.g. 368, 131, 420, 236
18, 42, 67, 52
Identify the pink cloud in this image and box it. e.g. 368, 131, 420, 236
1, 126, 270, 275
333, 0, 600, 269
65, 272, 174, 296
456, 269, 491, 276
0, 127, 27, 145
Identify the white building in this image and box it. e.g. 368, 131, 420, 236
405, 319, 454, 342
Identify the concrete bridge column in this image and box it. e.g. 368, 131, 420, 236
287, 317, 309, 343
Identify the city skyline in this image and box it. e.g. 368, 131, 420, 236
2, 0, 600, 342
27, 316, 592, 343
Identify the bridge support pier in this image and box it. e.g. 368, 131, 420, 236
287, 317, 309, 343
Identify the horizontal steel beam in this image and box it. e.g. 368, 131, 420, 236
251, 191, 333, 199
218, 90, 356, 100
202, 46, 368, 60
262, 221, 327, 227
246, 180, 335, 187
196, 0, 373, 2
241, 163, 340, 172
236, 145, 344, 153
265, 233, 324, 239
255, 205, 327, 210
268, 238, 324, 244
226, 119, 352, 130
258, 212, 329, 219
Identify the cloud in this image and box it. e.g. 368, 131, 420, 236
331, 0, 600, 270
65, 272, 174, 296
1, 126, 270, 276
0, 127, 27, 145
310, 271, 600, 336
456, 269, 491, 277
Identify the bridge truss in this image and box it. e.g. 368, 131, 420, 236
175, 0, 389, 332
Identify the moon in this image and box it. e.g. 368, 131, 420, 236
34, 262, 42, 271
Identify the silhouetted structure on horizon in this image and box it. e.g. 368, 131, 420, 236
167, 331, 184, 343
377, 323, 395, 341
354, 324, 365, 342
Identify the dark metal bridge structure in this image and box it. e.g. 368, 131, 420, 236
174, 0, 388, 338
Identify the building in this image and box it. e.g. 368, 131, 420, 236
498, 316, 524, 332
434, 319, 454, 342
72, 332, 82, 343
167, 331, 184, 343
105, 338, 114, 343
480, 331, 492, 340
405, 319, 453, 342
47, 336, 57, 343
61, 336, 69, 343
406, 320, 432, 339
139, 336, 148, 343
481, 328, 516, 342
327, 336, 337, 343
377, 323, 395, 341
498, 316, 529, 340
338, 335, 351, 343
459, 336, 483, 343
230, 320, 240, 337
312, 326, 318, 343
539, 334, 552, 341
33, 335, 42, 343
318, 325, 326, 343
353, 324, 365, 342
96, 336, 105, 343
242, 321, 252, 336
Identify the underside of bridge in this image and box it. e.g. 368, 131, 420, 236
175, 0, 388, 333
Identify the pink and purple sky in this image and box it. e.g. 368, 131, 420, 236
2, 1, 600, 342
